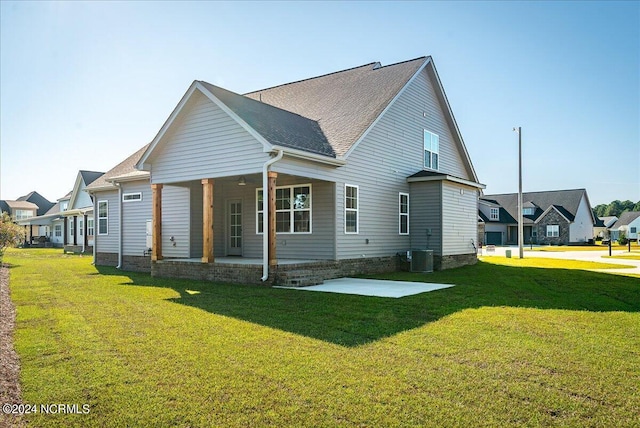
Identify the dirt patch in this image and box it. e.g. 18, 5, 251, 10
0, 263, 25, 427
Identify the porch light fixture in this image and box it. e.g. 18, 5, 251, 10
237, 176, 246, 186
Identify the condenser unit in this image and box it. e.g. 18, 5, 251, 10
410, 250, 434, 273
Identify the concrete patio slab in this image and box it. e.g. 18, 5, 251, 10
275, 278, 455, 298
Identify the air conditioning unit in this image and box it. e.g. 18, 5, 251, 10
410, 250, 433, 273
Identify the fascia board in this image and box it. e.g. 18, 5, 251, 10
269, 145, 346, 167
426, 61, 480, 184
534, 205, 572, 224
136, 81, 200, 171
407, 174, 485, 189
196, 82, 273, 152
67, 173, 84, 210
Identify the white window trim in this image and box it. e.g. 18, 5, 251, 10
122, 192, 143, 202
546, 224, 559, 238
87, 218, 94, 236
399, 192, 409, 235
256, 184, 312, 235
423, 129, 440, 171
344, 184, 359, 234
98, 200, 108, 235
490, 208, 499, 221
78, 218, 84, 236
69, 217, 75, 237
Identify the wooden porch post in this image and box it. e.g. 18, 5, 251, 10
73, 215, 78, 246
201, 178, 214, 263
268, 171, 277, 267
151, 184, 163, 261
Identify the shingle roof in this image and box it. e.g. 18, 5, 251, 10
15, 191, 54, 215
481, 189, 589, 225
611, 211, 640, 228
86, 144, 151, 191
242, 57, 428, 157
199, 82, 334, 157
80, 171, 105, 187
4, 200, 38, 210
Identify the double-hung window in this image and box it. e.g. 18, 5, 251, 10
87, 218, 94, 236
489, 208, 499, 221
69, 218, 74, 239
54, 225, 62, 237
78, 218, 84, 237
424, 130, 439, 170
399, 193, 409, 235
546, 225, 559, 237
345, 184, 359, 234
98, 201, 108, 235
256, 185, 311, 234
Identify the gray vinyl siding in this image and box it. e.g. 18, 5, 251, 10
162, 185, 190, 258
241, 178, 335, 260
121, 180, 152, 257
331, 67, 468, 259
95, 190, 119, 253
409, 181, 443, 254
441, 181, 479, 255
149, 91, 270, 184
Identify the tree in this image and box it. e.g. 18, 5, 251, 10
0, 211, 25, 260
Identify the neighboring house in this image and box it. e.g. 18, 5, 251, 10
2, 191, 55, 244
479, 189, 596, 245
105, 56, 485, 285
60, 171, 104, 253
593, 216, 618, 240
609, 212, 640, 242
85, 144, 151, 272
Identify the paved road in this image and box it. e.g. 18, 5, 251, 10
480, 246, 640, 275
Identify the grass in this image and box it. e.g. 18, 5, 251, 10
4, 248, 640, 427
479, 255, 634, 270
530, 244, 639, 252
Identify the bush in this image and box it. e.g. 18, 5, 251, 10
618, 231, 628, 245
0, 211, 25, 260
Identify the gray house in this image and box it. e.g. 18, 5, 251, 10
479, 189, 596, 246
92, 56, 485, 284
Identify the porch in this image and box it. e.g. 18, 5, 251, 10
151, 255, 401, 287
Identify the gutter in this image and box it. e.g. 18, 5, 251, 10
114, 182, 123, 269
261, 150, 284, 282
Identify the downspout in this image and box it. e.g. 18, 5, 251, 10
261, 150, 284, 281
92, 195, 97, 265
115, 182, 123, 269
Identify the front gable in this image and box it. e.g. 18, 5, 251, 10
142, 88, 272, 184
68, 173, 95, 210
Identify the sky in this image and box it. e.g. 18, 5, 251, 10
1, 1, 638, 207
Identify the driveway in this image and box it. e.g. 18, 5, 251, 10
482, 246, 640, 275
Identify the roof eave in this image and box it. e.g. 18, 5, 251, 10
269, 145, 346, 167
407, 173, 486, 189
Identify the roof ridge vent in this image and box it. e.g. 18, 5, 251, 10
373, 62, 382, 69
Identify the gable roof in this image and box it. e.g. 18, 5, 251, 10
481, 189, 592, 225
611, 211, 640, 228
4, 200, 38, 210
86, 144, 151, 192
137, 56, 480, 183
68, 170, 104, 209
199, 82, 334, 157
244, 57, 427, 157
15, 191, 54, 216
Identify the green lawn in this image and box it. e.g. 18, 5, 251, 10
4, 249, 640, 427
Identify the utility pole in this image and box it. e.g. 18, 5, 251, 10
514, 127, 524, 259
